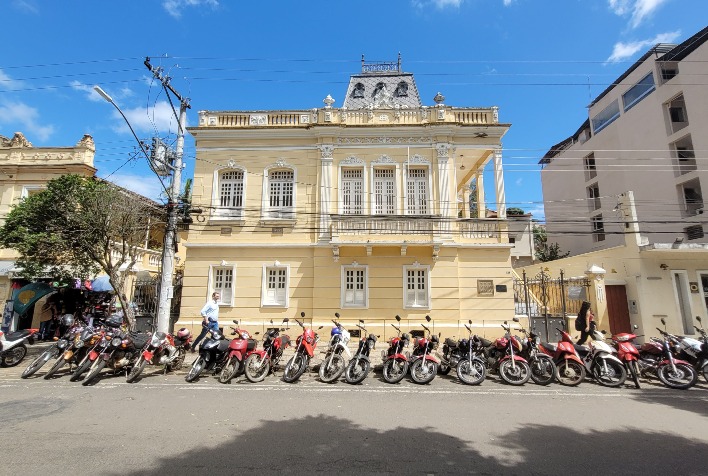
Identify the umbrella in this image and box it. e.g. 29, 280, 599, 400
91, 275, 114, 292
13, 283, 55, 316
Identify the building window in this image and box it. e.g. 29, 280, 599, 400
262, 265, 289, 307
587, 183, 601, 211
373, 168, 396, 214
341, 168, 364, 215
341, 265, 368, 308
20, 185, 45, 199
685, 225, 704, 241
584, 154, 597, 181
210, 265, 235, 306
659, 62, 679, 83
406, 168, 428, 215
214, 169, 244, 219
672, 136, 696, 176
265, 169, 294, 219
679, 180, 704, 217
666, 95, 688, 134
591, 100, 620, 134
592, 214, 605, 242
477, 280, 494, 297
403, 265, 430, 308
622, 73, 655, 112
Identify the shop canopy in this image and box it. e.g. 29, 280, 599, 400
13, 282, 55, 316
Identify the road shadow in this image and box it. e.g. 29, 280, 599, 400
115, 415, 707, 475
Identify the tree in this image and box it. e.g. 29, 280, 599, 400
533, 225, 570, 262
0, 174, 163, 330
507, 207, 526, 216
468, 178, 478, 218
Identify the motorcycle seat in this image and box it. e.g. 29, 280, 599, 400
541, 342, 557, 352
444, 338, 458, 348
173, 336, 188, 347
4, 330, 31, 341
131, 334, 150, 348
574, 344, 590, 356
246, 339, 257, 351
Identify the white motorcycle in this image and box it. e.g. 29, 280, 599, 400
0, 327, 39, 367
318, 313, 351, 383
675, 316, 708, 383
579, 329, 627, 387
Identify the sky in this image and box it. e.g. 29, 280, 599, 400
1, 0, 706, 221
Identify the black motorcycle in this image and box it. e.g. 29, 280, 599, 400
516, 319, 557, 386
439, 319, 488, 385
344, 320, 377, 384
185, 329, 230, 382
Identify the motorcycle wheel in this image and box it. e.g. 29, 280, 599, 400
168, 348, 186, 372
529, 356, 556, 386
185, 357, 205, 382
319, 354, 346, 383
457, 359, 486, 385
0, 343, 27, 367
701, 363, 708, 384
591, 358, 626, 387
283, 354, 307, 383
82, 359, 107, 386
70, 358, 92, 382
245, 354, 271, 383
438, 363, 451, 375
410, 358, 438, 384
218, 357, 241, 384
498, 359, 531, 385
43, 357, 68, 380
555, 360, 585, 386
628, 361, 641, 389
22, 349, 54, 378
126, 356, 147, 383
345, 358, 370, 384
657, 362, 698, 390
382, 359, 408, 384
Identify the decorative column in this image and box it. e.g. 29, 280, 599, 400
493, 148, 506, 219
318, 144, 334, 242
436, 143, 453, 237
476, 171, 486, 218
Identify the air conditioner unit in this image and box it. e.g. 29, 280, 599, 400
695, 207, 704, 215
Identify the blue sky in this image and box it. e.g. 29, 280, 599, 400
1, 0, 706, 220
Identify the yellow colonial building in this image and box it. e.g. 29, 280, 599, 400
180, 58, 514, 339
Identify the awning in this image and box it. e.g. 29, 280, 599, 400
13, 283, 55, 316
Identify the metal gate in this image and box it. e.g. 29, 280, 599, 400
131, 270, 183, 333
513, 269, 591, 342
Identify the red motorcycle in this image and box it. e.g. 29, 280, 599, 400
218, 320, 259, 383
409, 315, 440, 385
484, 319, 531, 385
244, 319, 291, 382
538, 325, 586, 386
283, 312, 322, 383
612, 328, 641, 388
381, 315, 411, 384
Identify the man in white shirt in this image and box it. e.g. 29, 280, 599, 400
190, 292, 220, 352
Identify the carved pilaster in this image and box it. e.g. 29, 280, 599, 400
493, 148, 506, 219
318, 144, 334, 159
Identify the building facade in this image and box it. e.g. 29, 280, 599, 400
179, 58, 515, 339
541, 26, 708, 256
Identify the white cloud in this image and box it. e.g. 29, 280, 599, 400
0, 100, 55, 141
526, 205, 546, 221
12, 0, 39, 14
608, 0, 670, 28
71, 81, 135, 103
111, 101, 181, 135
0, 69, 24, 91
412, 0, 463, 8
104, 173, 165, 201
162, 0, 218, 18
606, 30, 681, 62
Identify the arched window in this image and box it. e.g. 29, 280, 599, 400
264, 168, 295, 219
213, 167, 245, 220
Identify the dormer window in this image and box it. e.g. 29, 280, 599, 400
395, 81, 409, 97
352, 83, 365, 98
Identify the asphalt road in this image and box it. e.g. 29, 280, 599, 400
1, 345, 707, 475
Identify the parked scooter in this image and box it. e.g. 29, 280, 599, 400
674, 316, 708, 383
484, 318, 531, 385
283, 312, 322, 383
515, 319, 557, 386
218, 320, 258, 383
576, 329, 627, 387
539, 324, 587, 386
381, 315, 411, 384
439, 319, 487, 385
409, 315, 439, 384
318, 313, 351, 383
127, 325, 191, 383
243, 319, 291, 383
0, 326, 39, 367
185, 328, 231, 382
344, 320, 377, 384
612, 327, 642, 388
22, 315, 79, 378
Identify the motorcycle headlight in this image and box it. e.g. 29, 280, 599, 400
150, 335, 161, 347
306, 336, 314, 344
75, 340, 84, 349
57, 339, 69, 349
111, 337, 122, 348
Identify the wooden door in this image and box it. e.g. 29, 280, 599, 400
606, 285, 631, 334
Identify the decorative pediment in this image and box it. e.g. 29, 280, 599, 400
409, 154, 430, 165
373, 154, 395, 165
340, 156, 364, 166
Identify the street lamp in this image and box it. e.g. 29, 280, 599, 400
93, 86, 151, 162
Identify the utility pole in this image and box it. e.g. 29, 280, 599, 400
144, 57, 190, 334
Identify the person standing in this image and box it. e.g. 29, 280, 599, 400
190, 292, 220, 352
575, 301, 596, 345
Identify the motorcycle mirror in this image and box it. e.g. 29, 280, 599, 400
283, 318, 289, 323
317, 326, 323, 330
425, 315, 431, 322
503, 320, 508, 325
395, 315, 401, 322
232, 319, 239, 324
359, 319, 364, 324
633, 324, 638, 329
300, 312, 306, 318
255, 332, 260, 335
270, 319, 273, 324
660, 317, 666, 326
468, 319, 472, 324
335, 312, 340, 318
697, 316, 702, 323
281, 328, 286, 331
512, 317, 520, 323
601, 329, 607, 334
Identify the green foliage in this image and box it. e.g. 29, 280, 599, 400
533, 225, 570, 262
468, 179, 478, 218
507, 207, 526, 216
0, 174, 162, 329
